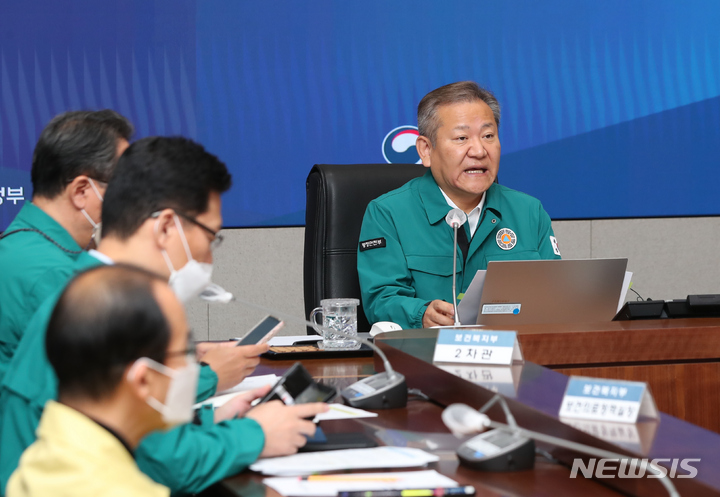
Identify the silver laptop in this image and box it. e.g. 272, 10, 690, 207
476, 258, 628, 326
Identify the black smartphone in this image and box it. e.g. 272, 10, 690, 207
236, 316, 284, 346
259, 362, 337, 405
299, 427, 378, 452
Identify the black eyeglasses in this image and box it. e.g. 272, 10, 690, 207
175, 212, 224, 250
151, 210, 223, 250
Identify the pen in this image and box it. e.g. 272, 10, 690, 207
338, 486, 476, 497
300, 475, 401, 482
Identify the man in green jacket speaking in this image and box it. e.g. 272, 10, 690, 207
0, 136, 327, 495
358, 82, 562, 330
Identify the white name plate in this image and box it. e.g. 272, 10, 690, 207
558, 377, 659, 424
432, 329, 523, 366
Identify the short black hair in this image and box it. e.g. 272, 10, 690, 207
102, 136, 232, 239
31, 110, 134, 198
46, 264, 170, 401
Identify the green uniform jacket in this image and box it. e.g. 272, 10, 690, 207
357, 171, 561, 329
0, 203, 82, 384
0, 252, 264, 496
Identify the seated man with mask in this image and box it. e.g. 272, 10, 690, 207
0, 136, 328, 495
0, 110, 132, 383
358, 81, 561, 330
8, 265, 192, 496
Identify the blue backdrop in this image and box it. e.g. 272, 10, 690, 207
2, 0, 720, 230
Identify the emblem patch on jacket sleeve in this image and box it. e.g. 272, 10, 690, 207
359, 238, 386, 251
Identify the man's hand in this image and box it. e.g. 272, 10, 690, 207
198, 342, 269, 392
422, 300, 455, 328
213, 384, 273, 423
247, 401, 330, 458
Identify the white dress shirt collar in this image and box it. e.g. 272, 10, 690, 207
88, 249, 115, 265
438, 188, 485, 238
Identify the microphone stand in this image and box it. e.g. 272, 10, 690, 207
445, 208, 467, 327
451, 221, 461, 326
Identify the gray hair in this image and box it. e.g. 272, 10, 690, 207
417, 81, 501, 146
31, 109, 134, 198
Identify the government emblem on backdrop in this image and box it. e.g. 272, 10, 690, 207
496, 228, 517, 250
382, 126, 421, 164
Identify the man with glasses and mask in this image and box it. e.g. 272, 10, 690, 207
0, 136, 329, 496
0, 110, 132, 383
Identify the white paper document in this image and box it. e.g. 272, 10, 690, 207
194, 374, 279, 409
617, 271, 633, 313
194, 392, 240, 409
250, 446, 439, 476
218, 373, 279, 395
313, 403, 378, 422
457, 270, 486, 325
263, 470, 458, 497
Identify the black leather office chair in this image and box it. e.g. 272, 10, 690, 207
303, 163, 426, 333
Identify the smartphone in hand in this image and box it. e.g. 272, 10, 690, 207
236, 315, 284, 346
259, 362, 338, 405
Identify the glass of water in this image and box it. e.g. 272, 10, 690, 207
310, 298, 360, 349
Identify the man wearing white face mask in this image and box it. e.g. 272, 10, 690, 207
79, 177, 106, 247
0, 110, 132, 383
157, 212, 216, 303
7, 265, 192, 496
0, 136, 329, 496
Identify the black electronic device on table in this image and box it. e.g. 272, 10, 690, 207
299, 427, 378, 452
340, 372, 408, 410
456, 429, 535, 471
613, 300, 666, 320
614, 294, 720, 320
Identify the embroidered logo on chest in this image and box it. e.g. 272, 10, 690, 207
496, 228, 517, 250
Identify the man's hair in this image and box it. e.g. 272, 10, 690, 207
46, 265, 170, 401
31, 110, 134, 198
101, 136, 232, 239
417, 81, 501, 146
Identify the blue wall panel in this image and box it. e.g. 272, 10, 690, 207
2, 0, 720, 229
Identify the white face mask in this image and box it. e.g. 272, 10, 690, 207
81, 178, 104, 245
160, 215, 213, 303
128, 356, 199, 426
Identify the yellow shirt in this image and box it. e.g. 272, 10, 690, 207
7, 401, 170, 497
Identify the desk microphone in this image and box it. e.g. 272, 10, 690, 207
445, 208, 468, 326
442, 396, 679, 497
227, 295, 407, 410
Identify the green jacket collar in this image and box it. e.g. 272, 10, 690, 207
418, 170, 503, 224
13, 203, 83, 252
